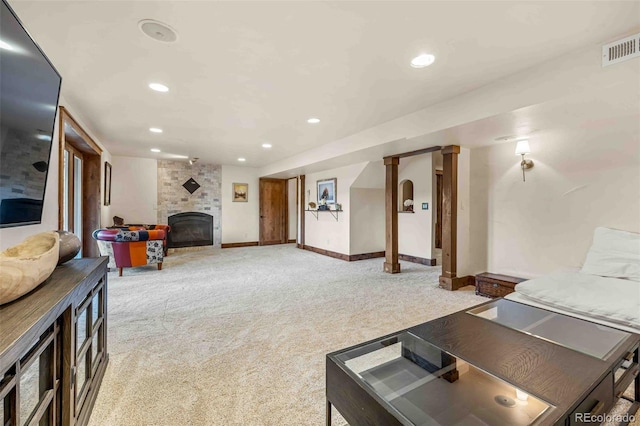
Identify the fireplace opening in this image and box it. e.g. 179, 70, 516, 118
167, 212, 213, 248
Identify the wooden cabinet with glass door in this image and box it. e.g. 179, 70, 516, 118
0, 257, 108, 425
71, 277, 107, 425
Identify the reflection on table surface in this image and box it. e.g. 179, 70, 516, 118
336, 332, 552, 426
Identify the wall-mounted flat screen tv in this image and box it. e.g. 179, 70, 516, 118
0, 0, 62, 228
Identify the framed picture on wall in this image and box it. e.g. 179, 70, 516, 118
317, 178, 337, 204
104, 161, 112, 206
232, 182, 248, 202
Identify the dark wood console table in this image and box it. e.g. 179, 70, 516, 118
0, 257, 108, 425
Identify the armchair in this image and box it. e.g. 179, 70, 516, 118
92, 228, 166, 276
108, 224, 170, 255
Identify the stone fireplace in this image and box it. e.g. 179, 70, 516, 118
157, 160, 222, 247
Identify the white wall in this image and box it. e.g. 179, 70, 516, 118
305, 162, 367, 255
350, 188, 385, 255
350, 161, 385, 255
398, 154, 434, 260
0, 96, 112, 250
288, 178, 297, 240
109, 156, 157, 224
352, 160, 385, 188
221, 165, 260, 244
469, 123, 640, 278
457, 148, 472, 276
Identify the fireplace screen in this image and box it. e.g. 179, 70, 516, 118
167, 212, 213, 248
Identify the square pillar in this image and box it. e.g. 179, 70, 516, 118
298, 175, 305, 249
383, 156, 400, 273
439, 145, 466, 290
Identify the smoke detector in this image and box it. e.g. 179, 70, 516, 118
138, 19, 178, 43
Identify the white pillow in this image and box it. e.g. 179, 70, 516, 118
581, 227, 640, 282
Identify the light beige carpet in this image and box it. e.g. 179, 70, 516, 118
88, 245, 636, 426
88, 244, 486, 425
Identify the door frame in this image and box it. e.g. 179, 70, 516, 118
435, 169, 443, 249
58, 106, 102, 257
258, 177, 288, 246
62, 142, 84, 233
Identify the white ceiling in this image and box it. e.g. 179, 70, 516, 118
262, 80, 640, 178
9, 0, 640, 168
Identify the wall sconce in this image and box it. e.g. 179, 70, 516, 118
515, 139, 534, 182
188, 157, 199, 165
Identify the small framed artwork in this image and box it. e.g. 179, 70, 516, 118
232, 182, 248, 202
317, 178, 337, 204
104, 161, 112, 206
422, 202, 429, 210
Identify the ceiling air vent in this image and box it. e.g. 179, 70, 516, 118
602, 33, 640, 67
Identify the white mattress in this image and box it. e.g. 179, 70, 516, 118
506, 271, 640, 334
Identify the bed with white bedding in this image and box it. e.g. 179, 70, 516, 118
505, 227, 640, 333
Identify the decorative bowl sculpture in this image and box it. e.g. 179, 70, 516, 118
0, 231, 60, 305
56, 230, 81, 265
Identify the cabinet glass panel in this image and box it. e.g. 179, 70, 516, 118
335, 332, 552, 425
468, 299, 630, 360
92, 333, 99, 366
19, 361, 39, 426
76, 353, 87, 398
76, 308, 88, 354
2, 386, 17, 426
91, 293, 100, 328
37, 404, 51, 426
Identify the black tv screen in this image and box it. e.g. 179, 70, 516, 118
0, 0, 61, 228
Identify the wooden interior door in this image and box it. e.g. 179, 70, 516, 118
435, 170, 443, 249
259, 178, 287, 245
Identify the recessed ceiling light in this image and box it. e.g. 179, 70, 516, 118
36, 134, 51, 141
0, 40, 14, 51
410, 54, 435, 68
149, 127, 163, 133
148, 83, 169, 92
150, 148, 161, 153
307, 118, 320, 124
262, 143, 272, 148
238, 158, 246, 162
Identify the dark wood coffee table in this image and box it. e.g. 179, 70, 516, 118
326, 299, 640, 425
